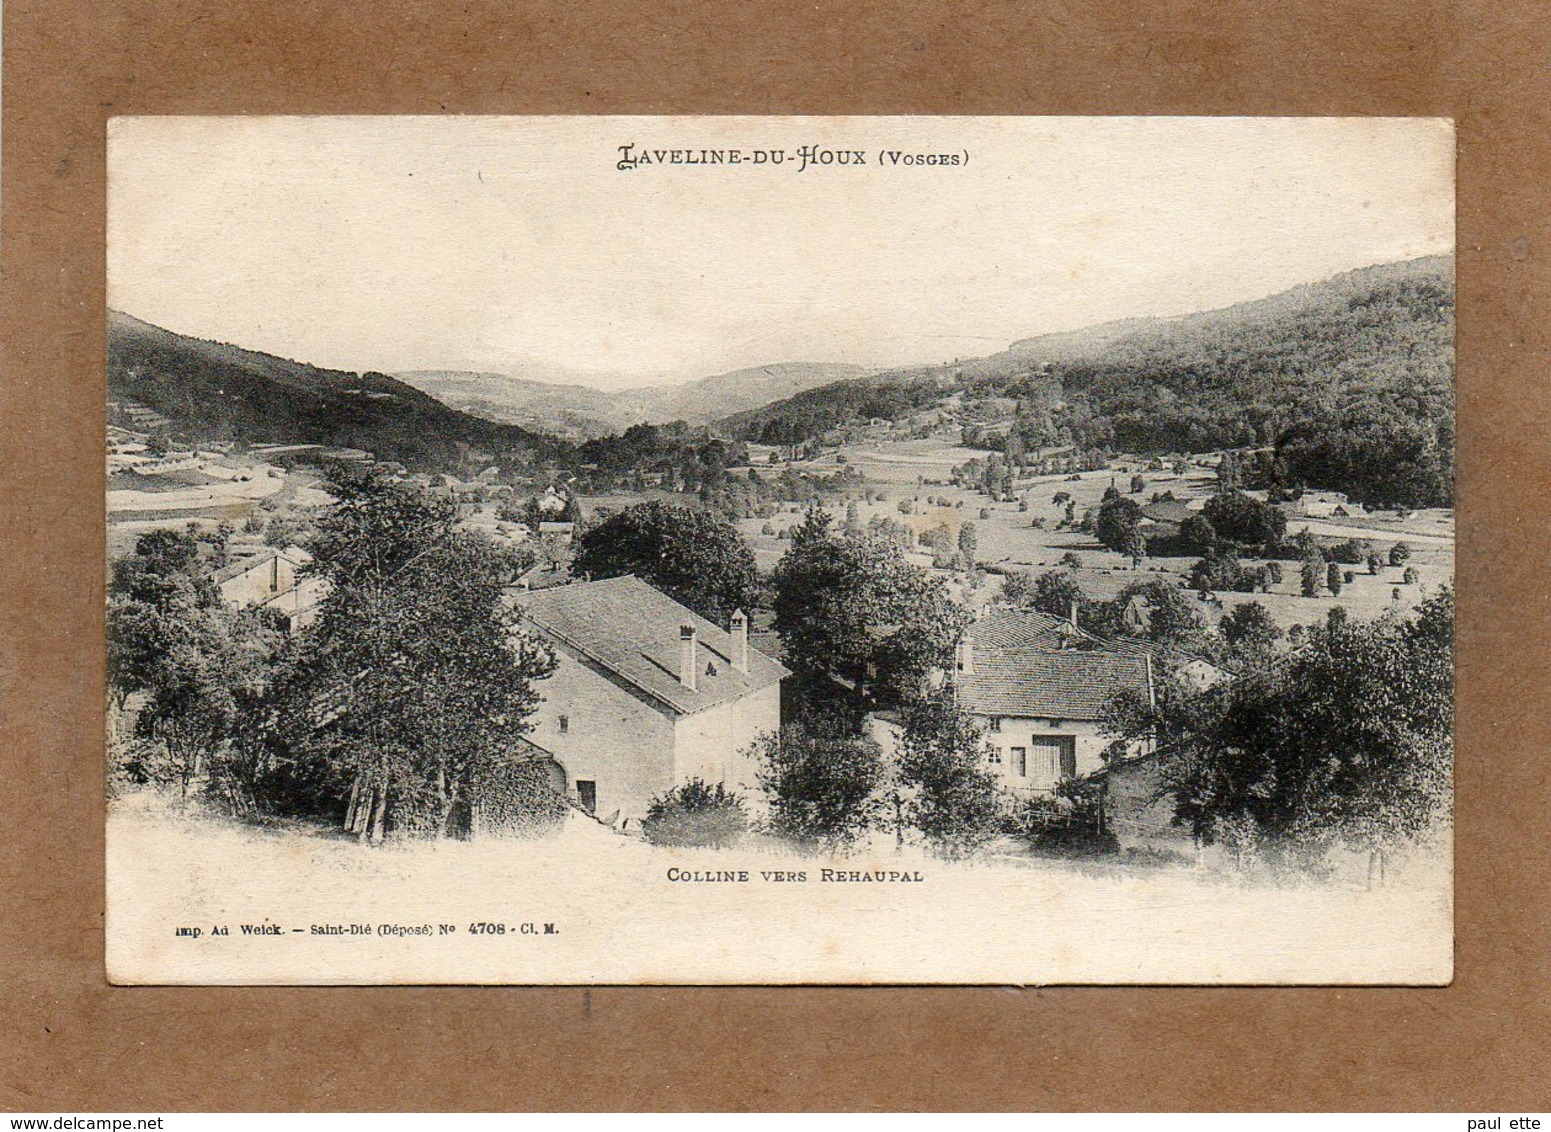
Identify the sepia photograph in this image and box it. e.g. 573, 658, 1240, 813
104, 116, 1455, 985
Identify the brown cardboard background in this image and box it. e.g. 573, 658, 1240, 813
2, 0, 1546, 1111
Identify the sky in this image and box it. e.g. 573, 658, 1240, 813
108, 116, 1454, 390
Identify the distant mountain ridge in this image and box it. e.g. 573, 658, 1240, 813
107, 311, 568, 469
397, 361, 869, 438
722, 255, 1455, 453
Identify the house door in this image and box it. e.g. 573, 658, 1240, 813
576, 780, 597, 814
1030, 736, 1078, 783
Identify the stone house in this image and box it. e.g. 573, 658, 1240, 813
949, 609, 1155, 793
513, 575, 788, 825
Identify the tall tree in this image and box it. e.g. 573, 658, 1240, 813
1219, 601, 1283, 663
1112, 590, 1453, 874
108, 528, 282, 806
772, 511, 970, 704
572, 500, 757, 624
253, 473, 558, 842
752, 721, 884, 852
1095, 495, 1145, 557
896, 694, 1004, 858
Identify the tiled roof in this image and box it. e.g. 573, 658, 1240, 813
212, 545, 309, 585
513, 575, 789, 717
968, 608, 1098, 649
1103, 636, 1227, 673
956, 648, 1152, 721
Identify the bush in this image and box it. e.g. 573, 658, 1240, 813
1367, 554, 1384, 575
755, 725, 883, 852
1188, 550, 1245, 593
1328, 539, 1367, 565
1403, 566, 1420, 585
1266, 561, 1285, 586
1012, 780, 1118, 858
640, 778, 749, 848
1389, 541, 1412, 567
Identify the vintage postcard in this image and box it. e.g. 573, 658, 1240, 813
105, 116, 1454, 985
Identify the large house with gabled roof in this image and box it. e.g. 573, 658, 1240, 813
511, 575, 788, 825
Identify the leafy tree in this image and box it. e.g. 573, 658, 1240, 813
1389, 541, 1412, 567
1327, 561, 1344, 596
1130, 473, 1146, 494
1112, 579, 1210, 652
999, 571, 1034, 606
572, 500, 757, 624
1117, 590, 1453, 874
1095, 495, 1145, 556
1265, 560, 1285, 586
1179, 514, 1218, 554
1217, 450, 1242, 491
1300, 556, 1323, 597
1326, 539, 1368, 565
1219, 601, 1283, 662
251, 473, 558, 842
1024, 569, 1086, 622
1203, 491, 1287, 548
957, 522, 978, 563
641, 779, 749, 848
1403, 566, 1420, 585
1368, 553, 1384, 576
107, 529, 282, 807
772, 511, 971, 704
897, 694, 1004, 858
1188, 549, 1245, 593
753, 723, 883, 851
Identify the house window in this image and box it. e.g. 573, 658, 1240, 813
558, 714, 569, 734
988, 717, 1002, 733
987, 749, 1003, 765
1010, 747, 1027, 777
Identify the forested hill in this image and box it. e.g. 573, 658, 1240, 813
722, 255, 1455, 507
108, 312, 571, 469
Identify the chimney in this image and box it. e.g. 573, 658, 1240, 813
730, 609, 749, 673
1068, 598, 1079, 629
679, 624, 698, 691
954, 635, 974, 676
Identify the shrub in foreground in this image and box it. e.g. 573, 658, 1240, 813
641, 778, 749, 848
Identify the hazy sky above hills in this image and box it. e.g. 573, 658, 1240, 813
109, 116, 1452, 390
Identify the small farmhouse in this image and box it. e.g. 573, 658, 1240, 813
214, 546, 325, 633
951, 609, 1155, 793
513, 576, 788, 825
215, 545, 309, 607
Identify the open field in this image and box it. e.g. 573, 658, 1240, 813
739, 437, 1452, 631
